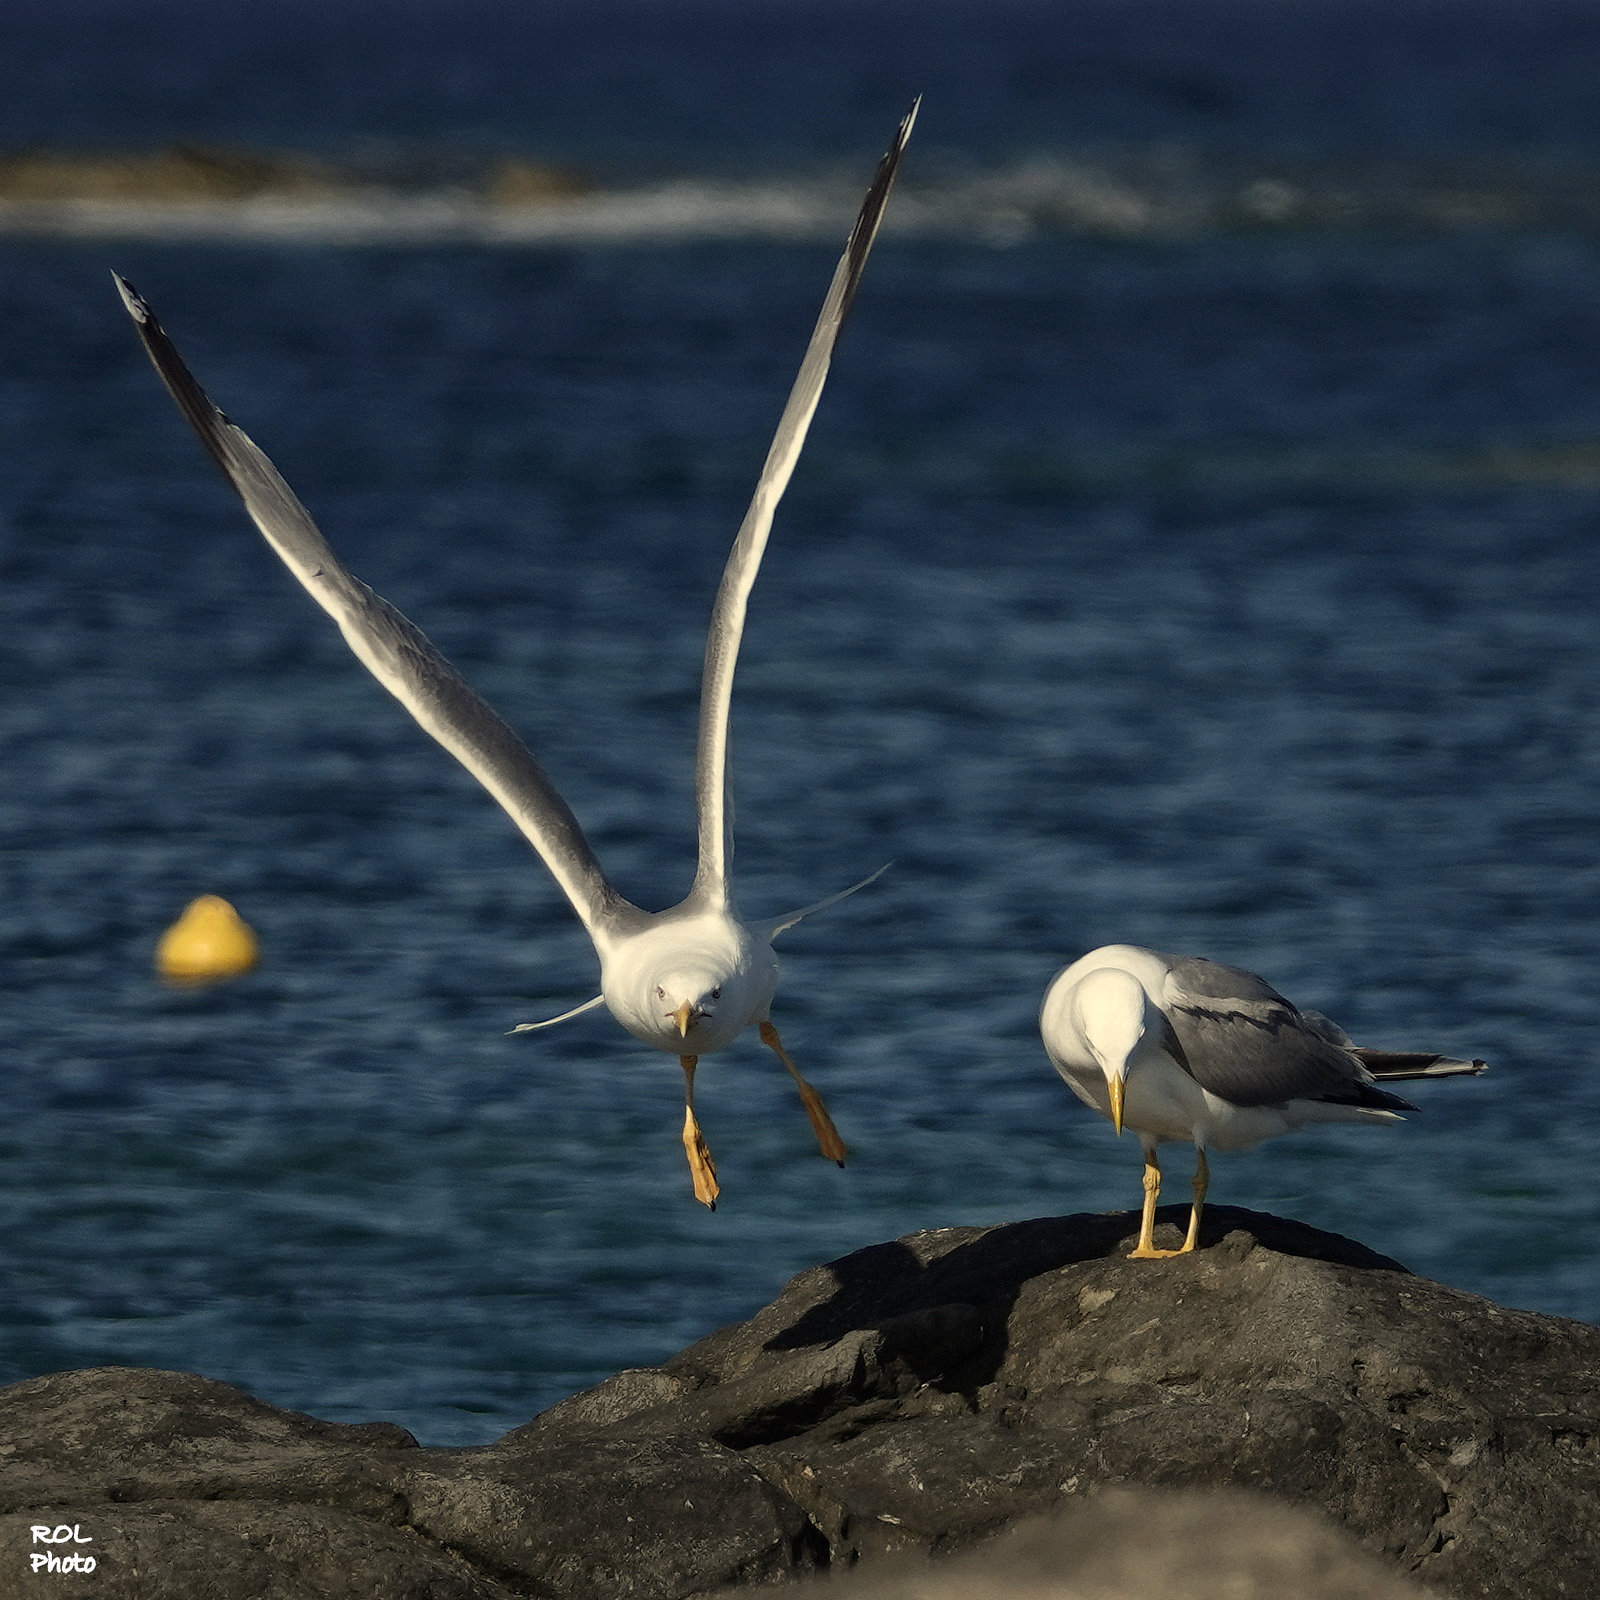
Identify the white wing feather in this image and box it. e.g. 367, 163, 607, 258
689, 103, 918, 907
116, 274, 634, 941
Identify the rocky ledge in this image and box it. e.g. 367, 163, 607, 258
2, 1206, 1596, 1599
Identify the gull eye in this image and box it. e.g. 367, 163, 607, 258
656, 986, 666, 1001
710, 987, 722, 1001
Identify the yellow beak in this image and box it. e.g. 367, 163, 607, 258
672, 1001, 696, 1038
1108, 1076, 1125, 1137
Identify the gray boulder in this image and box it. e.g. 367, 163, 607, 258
2, 1206, 1596, 1599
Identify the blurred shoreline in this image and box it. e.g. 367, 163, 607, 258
10, 141, 1600, 245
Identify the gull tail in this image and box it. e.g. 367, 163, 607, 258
1354, 1050, 1488, 1081
759, 863, 890, 943
509, 994, 606, 1034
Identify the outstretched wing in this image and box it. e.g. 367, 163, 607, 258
1158, 955, 1407, 1110
508, 994, 607, 1034
116, 274, 636, 942
689, 103, 918, 908
756, 861, 891, 942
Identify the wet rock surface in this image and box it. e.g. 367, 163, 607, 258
3, 1206, 1597, 1598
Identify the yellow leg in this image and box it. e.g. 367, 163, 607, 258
759, 1020, 846, 1166
679, 1056, 719, 1209
1128, 1149, 1166, 1258
1182, 1149, 1209, 1253
1129, 1145, 1206, 1259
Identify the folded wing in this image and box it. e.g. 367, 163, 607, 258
1159, 955, 1409, 1110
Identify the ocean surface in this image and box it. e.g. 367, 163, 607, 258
4, 0, 1600, 1444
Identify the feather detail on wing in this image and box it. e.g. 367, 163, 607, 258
115, 273, 634, 940
1351, 1049, 1488, 1080
1159, 956, 1408, 1109
689, 102, 917, 908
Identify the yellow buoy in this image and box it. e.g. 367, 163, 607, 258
156, 895, 260, 985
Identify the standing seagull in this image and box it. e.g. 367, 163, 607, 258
117, 105, 916, 1209
1040, 944, 1485, 1258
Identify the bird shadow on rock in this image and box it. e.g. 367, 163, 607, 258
753, 1205, 1409, 1402
535, 1205, 1411, 1453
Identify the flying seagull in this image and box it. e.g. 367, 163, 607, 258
1040, 943, 1485, 1258
116, 104, 916, 1208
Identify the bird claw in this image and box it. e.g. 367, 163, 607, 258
760, 1021, 847, 1165
799, 1084, 848, 1166
682, 1109, 720, 1209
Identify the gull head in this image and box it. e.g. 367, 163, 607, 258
657, 970, 725, 1041
601, 914, 779, 1056
1070, 966, 1154, 1135
638, 962, 760, 1053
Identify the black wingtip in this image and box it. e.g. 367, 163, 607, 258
112, 272, 249, 487
112, 271, 150, 324
831, 100, 919, 326
883, 98, 918, 181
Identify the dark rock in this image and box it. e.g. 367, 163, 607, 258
2, 1206, 1598, 1598
2, 1501, 503, 1599
403, 1431, 826, 1596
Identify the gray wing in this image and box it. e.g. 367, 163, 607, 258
689, 102, 916, 907
1157, 955, 1405, 1109
116, 274, 636, 942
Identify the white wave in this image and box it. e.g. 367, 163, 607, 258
0, 180, 942, 246
2, 155, 1593, 245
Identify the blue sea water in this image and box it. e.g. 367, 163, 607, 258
4, 1, 1600, 1444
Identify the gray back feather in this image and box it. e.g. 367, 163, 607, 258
1158, 955, 1371, 1108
